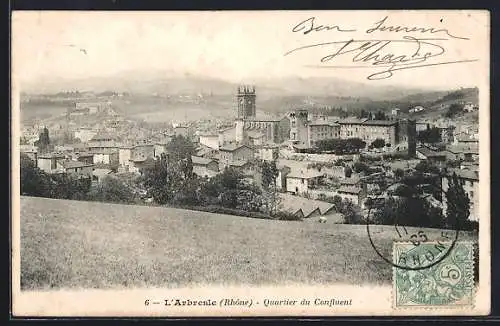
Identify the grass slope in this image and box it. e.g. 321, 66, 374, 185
20, 196, 477, 290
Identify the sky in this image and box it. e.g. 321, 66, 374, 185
12, 10, 490, 90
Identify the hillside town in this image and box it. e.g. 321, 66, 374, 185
20, 85, 480, 227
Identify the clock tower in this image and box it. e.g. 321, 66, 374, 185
236, 85, 256, 119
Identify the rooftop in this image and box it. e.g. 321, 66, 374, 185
90, 149, 118, 155
338, 117, 368, 125
93, 168, 113, 178
341, 176, 361, 185
228, 160, 252, 167
362, 120, 398, 126
448, 168, 479, 181
90, 132, 117, 141
287, 170, 324, 179
73, 151, 94, 157
219, 144, 254, 152
191, 155, 215, 165
417, 147, 448, 157
279, 193, 336, 218
446, 144, 479, 155
38, 152, 66, 159
61, 160, 94, 169
337, 186, 363, 194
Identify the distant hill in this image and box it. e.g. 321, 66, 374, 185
19, 70, 478, 122
21, 70, 429, 101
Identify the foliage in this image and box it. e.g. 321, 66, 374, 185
445, 173, 471, 230
372, 195, 443, 228
142, 154, 172, 204
34, 127, 51, 153
20, 154, 53, 197
369, 138, 386, 149
353, 162, 370, 174
394, 168, 405, 179
417, 126, 442, 144
261, 160, 279, 189
358, 110, 388, 120
20, 153, 91, 200
445, 103, 464, 118
315, 138, 366, 154
142, 135, 197, 205
340, 199, 364, 224
414, 160, 441, 175
88, 176, 136, 204
344, 166, 353, 178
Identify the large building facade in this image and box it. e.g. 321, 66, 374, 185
338, 118, 398, 146
288, 109, 417, 154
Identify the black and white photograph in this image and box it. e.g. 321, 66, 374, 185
11, 10, 490, 316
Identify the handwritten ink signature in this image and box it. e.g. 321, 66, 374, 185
285, 16, 477, 80
366, 16, 469, 41
292, 17, 356, 35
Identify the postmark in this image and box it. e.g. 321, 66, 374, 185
365, 180, 462, 271
393, 240, 475, 308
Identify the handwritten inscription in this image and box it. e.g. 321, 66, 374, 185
285, 15, 476, 80
292, 16, 356, 34
366, 16, 469, 40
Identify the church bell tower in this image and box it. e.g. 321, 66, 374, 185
236, 85, 256, 119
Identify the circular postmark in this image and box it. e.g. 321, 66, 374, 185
365, 178, 463, 271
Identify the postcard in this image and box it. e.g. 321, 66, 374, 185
11, 10, 490, 316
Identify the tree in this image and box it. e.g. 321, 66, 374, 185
359, 109, 370, 119
142, 153, 173, 204
261, 160, 279, 189
142, 135, 197, 205
50, 174, 91, 200
375, 110, 387, 120
373, 195, 442, 228
370, 138, 386, 149
445, 172, 471, 229
347, 138, 367, 153
167, 135, 195, 164
415, 160, 440, 175
445, 103, 464, 118
353, 162, 369, 174
417, 127, 441, 144
201, 167, 246, 206
394, 168, 405, 180
88, 176, 135, 203
261, 160, 280, 216
20, 153, 52, 197
35, 127, 51, 153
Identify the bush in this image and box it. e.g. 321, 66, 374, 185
273, 211, 303, 221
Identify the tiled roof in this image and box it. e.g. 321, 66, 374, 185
362, 120, 398, 126
337, 117, 368, 125
287, 170, 324, 179
38, 152, 66, 159
337, 186, 362, 194
219, 144, 254, 152
191, 155, 215, 165
62, 160, 93, 169
93, 168, 113, 177
417, 147, 447, 157
279, 193, 335, 217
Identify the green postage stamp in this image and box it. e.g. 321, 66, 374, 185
393, 241, 475, 308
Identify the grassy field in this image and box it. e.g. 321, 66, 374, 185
20, 196, 478, 290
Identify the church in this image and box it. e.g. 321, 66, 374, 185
224, 85, 290, 146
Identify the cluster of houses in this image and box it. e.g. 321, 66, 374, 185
20, 86, 481, 223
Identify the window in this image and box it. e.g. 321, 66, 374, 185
470, 191, 474, 198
